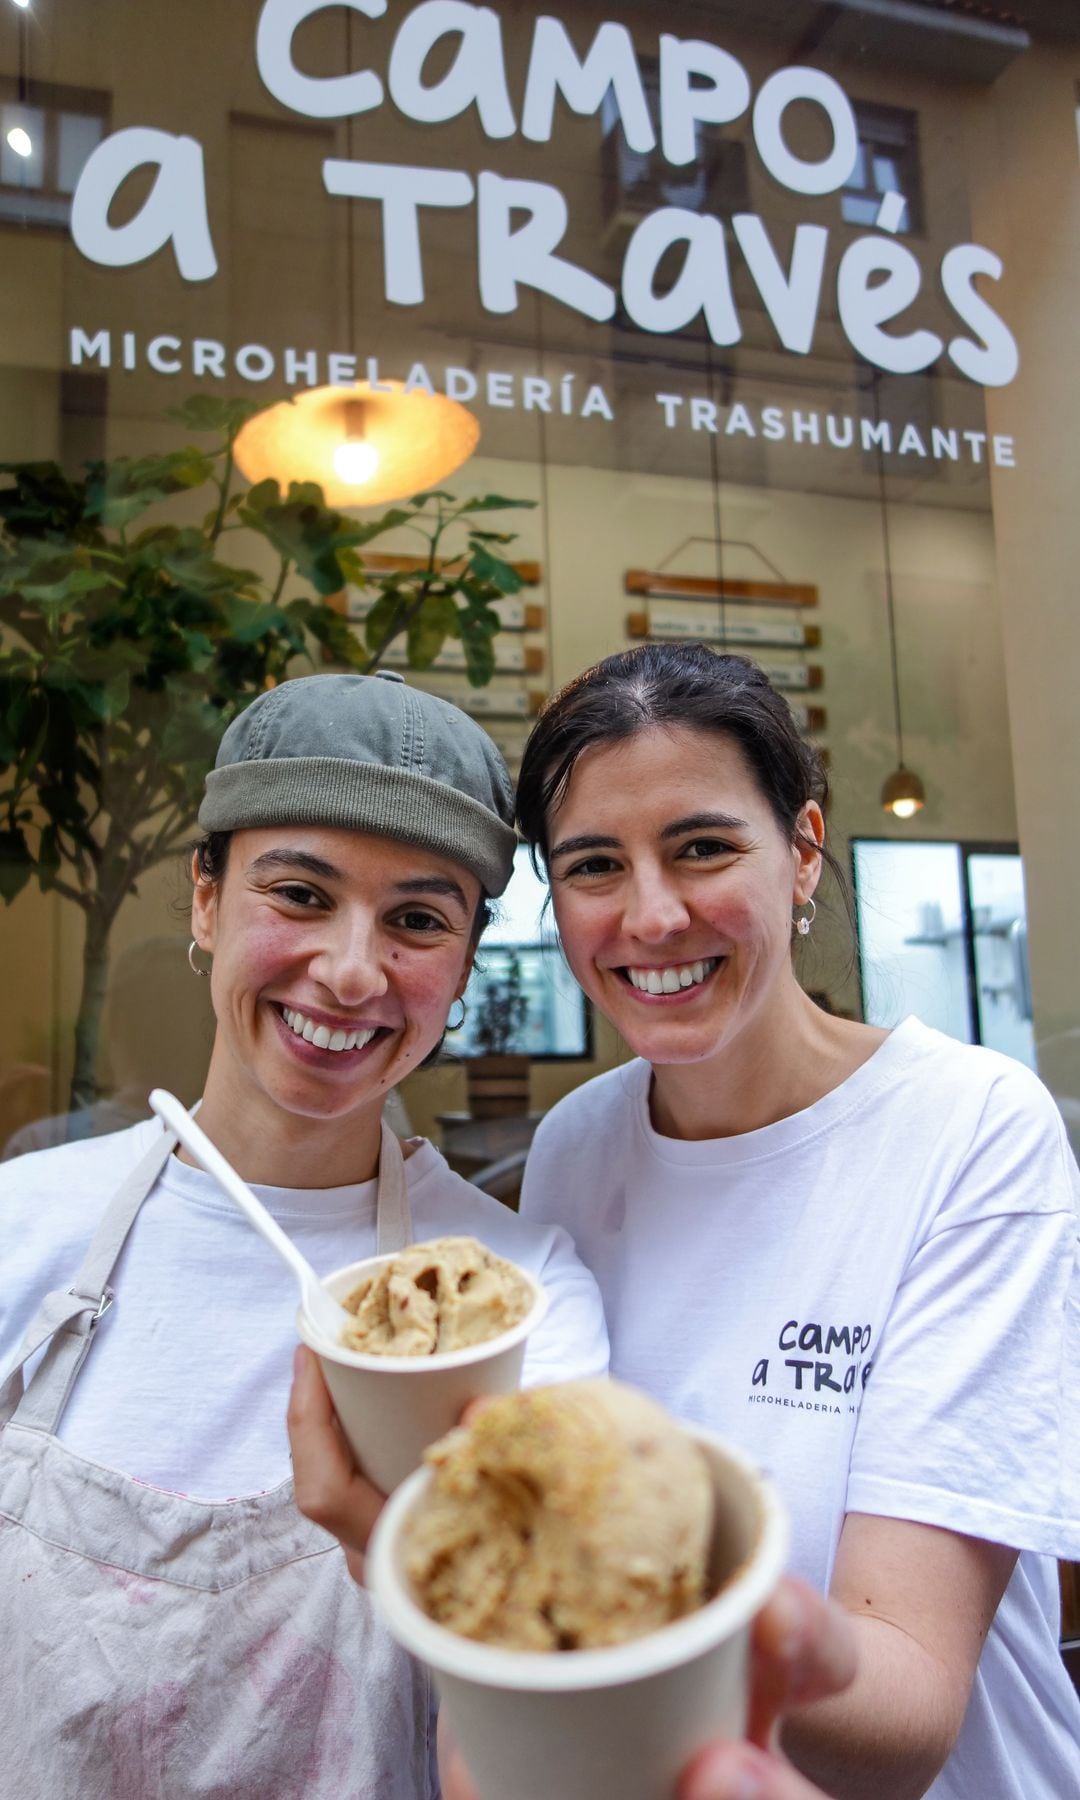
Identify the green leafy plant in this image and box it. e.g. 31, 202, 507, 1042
472, 951, 529, 1056
0, 394, 534, 1108
356, 486, 535, 686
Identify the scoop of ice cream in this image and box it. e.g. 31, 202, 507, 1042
402, 1379, 714, 1651
340, 1236, 533, 1357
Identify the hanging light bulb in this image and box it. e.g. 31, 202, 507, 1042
6, 125, 32, 157
333, 437, 379, 485
332, 400, 379, 487
873, 396, 927, 824
880, 764, 926, 819
235, 7, 480, 515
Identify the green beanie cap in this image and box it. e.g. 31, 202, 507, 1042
199, 672, 517, 897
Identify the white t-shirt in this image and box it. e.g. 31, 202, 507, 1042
0, 1122, 609, 1498
520, 1017, 1080, 1800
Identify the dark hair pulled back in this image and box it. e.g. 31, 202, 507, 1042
516, 643, 847, 901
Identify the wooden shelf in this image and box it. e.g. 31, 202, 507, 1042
626, 571, 818, 607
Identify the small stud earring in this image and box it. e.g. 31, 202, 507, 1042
794, 898, 817, 938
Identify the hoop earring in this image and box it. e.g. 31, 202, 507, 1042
188, 938, 211, 977
447, 997, 467, 1031
794, 897, 817, 938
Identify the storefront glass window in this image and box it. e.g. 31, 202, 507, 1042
0, 0, 1075, 1162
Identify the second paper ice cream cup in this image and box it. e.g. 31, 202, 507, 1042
368, 1420, 789, 1800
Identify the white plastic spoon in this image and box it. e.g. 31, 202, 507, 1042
149, 1087, 352, 1346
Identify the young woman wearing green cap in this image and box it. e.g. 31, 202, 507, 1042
0, 671, 607, 1798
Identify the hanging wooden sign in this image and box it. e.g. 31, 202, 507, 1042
626, 572, 818, 607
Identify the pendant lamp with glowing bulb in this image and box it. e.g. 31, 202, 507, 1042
874, 427, 926, 820
880, 764, 926, 820
232, 380, 480, 510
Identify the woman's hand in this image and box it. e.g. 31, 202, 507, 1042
440, 1578, 856, 1800
286, 1356, 497, 1573
679, 1578, 856, 1798
287, 1345, 387, 1582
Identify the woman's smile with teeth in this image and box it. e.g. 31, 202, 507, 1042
624, 957, 720, 995
279, 1005, 378, 1052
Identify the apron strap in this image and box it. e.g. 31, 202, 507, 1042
376, 1118, 413, 1255
3, 1105, 412, 1434
1, 1122, 178, 1434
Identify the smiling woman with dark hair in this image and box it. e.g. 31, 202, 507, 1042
0, 670, 607, 1800
512, 642, 1080, 1800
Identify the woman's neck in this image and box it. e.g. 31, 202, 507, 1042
183, 1057, 386, 1190
648, 986, 888, 1142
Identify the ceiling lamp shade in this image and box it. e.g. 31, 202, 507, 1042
881, 764, 926, 819
232, 380, 481, 509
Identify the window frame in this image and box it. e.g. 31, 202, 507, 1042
840, 100, 926, 238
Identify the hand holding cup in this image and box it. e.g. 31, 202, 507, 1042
295, 1238, 548, 1493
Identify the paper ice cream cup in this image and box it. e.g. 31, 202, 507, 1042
296, 1253, 549, 1493
368, 1423, 789, 1800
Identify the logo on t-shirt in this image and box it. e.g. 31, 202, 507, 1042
748, 1318, 873, 1416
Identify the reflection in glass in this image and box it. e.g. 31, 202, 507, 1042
840, 101, 922, 232
57, 110, 103, 194
0, 104, 43, 185
0, 84, 107, 226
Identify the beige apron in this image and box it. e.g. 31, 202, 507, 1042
0, 1120, 434, 1800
